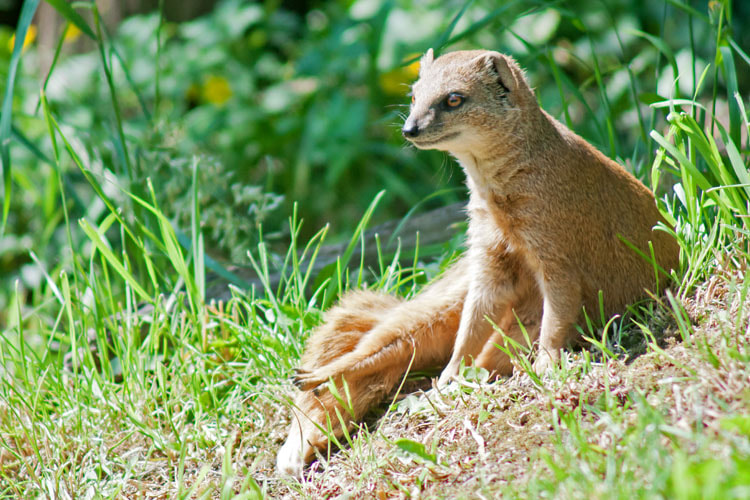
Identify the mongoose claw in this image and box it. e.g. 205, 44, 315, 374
291, 368, 308, 387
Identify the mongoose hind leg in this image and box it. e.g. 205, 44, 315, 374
279, 289, 404, 477
293, 259, 470, 391
297, 289, 402, 372
292, 299, 463, 390
277, 369, 405, 478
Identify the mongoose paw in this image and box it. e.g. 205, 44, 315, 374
292, 368, 322, 391
436, 372, 454, 388
532, 348, 559, 376
276, 442, 305, 479
437, 362, 460, 388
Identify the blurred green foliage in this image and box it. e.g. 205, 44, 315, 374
0, 0, 748, 314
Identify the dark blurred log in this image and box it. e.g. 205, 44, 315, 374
206, 201, 467, 301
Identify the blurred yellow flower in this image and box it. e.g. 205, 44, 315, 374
202, 75, 233, 106
379, 54, 421, 96
64, 23, 82, 43
8, 24, 37, 53
405, 56, 421, 78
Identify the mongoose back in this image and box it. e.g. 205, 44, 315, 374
277, 49, 679, 477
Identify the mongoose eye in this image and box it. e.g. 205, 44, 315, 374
445, 93, 464, 108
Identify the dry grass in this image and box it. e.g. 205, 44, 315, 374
0, 372, 288, 498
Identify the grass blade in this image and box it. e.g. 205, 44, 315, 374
42, 0, 95, 39
1, 0, 40, 234
729, 37, 750, 67
432, 0, 474, 51
79, 218, 152, 303
445, 1, 523, 47
719, 46, 741, 147
630, 28, 679, 96
191, 157, 205, 305
92, 6, 133, 180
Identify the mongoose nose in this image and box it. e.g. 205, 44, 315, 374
402, 124, 420, 138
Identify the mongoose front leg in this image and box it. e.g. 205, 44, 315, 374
474, 277, 543, 377
437, 283, 498, 386
437, 248, 520, 387
532, 276, 582, 373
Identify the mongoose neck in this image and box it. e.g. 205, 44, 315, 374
452, 106, 557, 198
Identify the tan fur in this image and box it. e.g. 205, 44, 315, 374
276, 49, 679, 476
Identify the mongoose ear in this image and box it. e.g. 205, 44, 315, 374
476, 52, 520, 95
419, 48, 435, 76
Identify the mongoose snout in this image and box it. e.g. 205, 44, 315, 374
401, 122, 420, 138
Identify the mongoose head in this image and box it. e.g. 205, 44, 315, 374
402, 49, 536, 153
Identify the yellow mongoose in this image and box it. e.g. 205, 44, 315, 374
276, 49, 679, 477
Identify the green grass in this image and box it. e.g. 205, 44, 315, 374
1, 0, 750, 497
